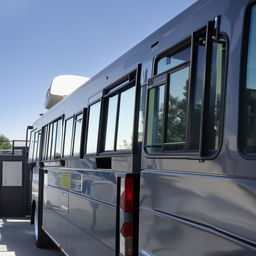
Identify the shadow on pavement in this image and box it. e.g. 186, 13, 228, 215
0, 218, 63, 256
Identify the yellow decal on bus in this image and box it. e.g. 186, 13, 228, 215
60, 173, 71, 189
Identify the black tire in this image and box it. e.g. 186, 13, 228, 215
33, 204, 54, 248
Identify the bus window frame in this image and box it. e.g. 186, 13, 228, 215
79, 108, 87, 158
238, 1, 256, 159
71, 111, 85, 158
54, 118, 63, 159
153, 38, 191, 76
28, 129, 36, 163
84, 99, 102, 156
42, 116, 64, 162
144, 26, 228, 160
32, 131, 37, 162
98, 67, 141, 156
102, 81, 136, 153
144, 62, 192, 155
35, 130, 41, 162
42, 125, 48, 161
62, 115, 75, 159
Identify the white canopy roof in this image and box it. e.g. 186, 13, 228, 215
45, 75, 90, 109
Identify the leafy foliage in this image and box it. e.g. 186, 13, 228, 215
0, 134, 12, 149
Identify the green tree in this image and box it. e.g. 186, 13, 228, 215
157, 79, 189, 144
0, 135, 12, 149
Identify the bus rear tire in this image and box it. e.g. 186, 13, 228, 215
33, 204, 54, 248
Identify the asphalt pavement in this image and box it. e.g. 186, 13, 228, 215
0, 218, 63, 256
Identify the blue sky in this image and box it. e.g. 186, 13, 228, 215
0, 0, 196, 140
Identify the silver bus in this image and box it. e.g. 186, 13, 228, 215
28, 0, 256, 255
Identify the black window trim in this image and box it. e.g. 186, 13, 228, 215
153, 37, 191, 77
83, 66, 141, 158
144, 22, 228, 160
145, 62, 191, 155
42, 125, 48, 161
32, 131, 37, 162
99, 66, 141, 156
29, 128, 37, 163
62, 109, 85, 160
35, 130, 42, 162
71, 111, 85, 158
62, 116, 75, 159
84, 99, 102, 156
37, 129, 43, 162
51, 121, 58, 159
101, 80, 136, 153
54, 118, 63, 159
42, 115, 64, 162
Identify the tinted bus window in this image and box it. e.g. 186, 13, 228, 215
146, 85, 165, 152
28, 130, 35, 162
146, 35, 225, 155
36, 131, 41, 161
207, 42, 225, 153
138, 86, 147, 142
32, 132, 37, 162
105, 95, 118, 151
156, 47, 190, 75
86, 102, 101, 154
51, 122, 57, 159
241, 5, 256, 154
189, 44, 205, 150
42, 126, 48, 160
55, 119, 62, 159
47, 123, 53, 160
63, 118, 73, 157
166, 66, 189, 149
73, 114, 83, 156
116, 86, 136, 150
103, 85, 136, 152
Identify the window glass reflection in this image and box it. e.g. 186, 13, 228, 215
116, 87, 136, 150
167, 67, 189, 146
105, 95, 118, 151
146, 85, 165, 146
207, 42, 225, 153
63, 118, 73, 157
28, 131, 34, 161
42, 126, 48, 160
157, 47, 190, 74
47, 123, 53, 160
86, 102, 101, 154
73, 115, 83, 156
32, 132, 37, 161
55, 119, 62, 159
51, 122, 57, 159
36, 131, 41, 161
241, 6, 256, 153
189, 44, 205, 150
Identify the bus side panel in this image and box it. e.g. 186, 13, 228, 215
66, 220, 114, 256
139, 210, 255, 256
139, 171, 256, 256
43, 168, 117, 254
68, 192, 116, 249
140, 171, 256, 244
44, 206, 67, 247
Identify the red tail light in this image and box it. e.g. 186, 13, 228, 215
120, 222, 133, 238
120, 177, 133, 212
119, 177, 135, 256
